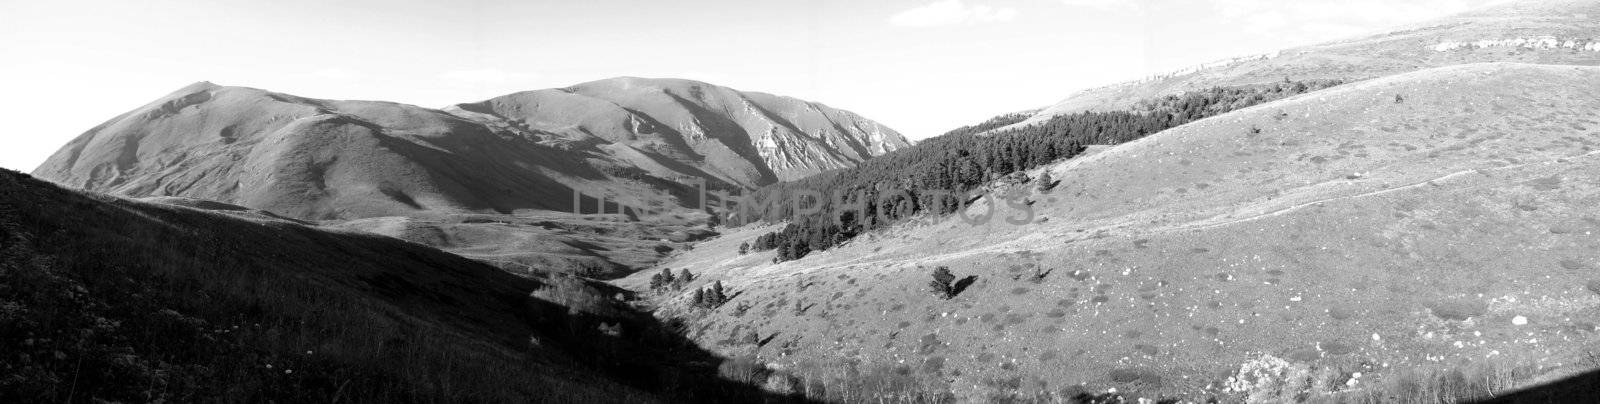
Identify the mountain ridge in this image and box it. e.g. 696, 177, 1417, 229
33, 78, 908, 221
990, 0, 1600, 134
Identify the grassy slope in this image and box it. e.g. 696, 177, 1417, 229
629, 63, 1600, 401
326, 212, 717, 279
0, 168, 798, 403
0, 168, 653, 402
1006, 0, 1600, 131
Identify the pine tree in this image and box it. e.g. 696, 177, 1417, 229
929, 266, 956, 299
738, 242, 750, 255
693, 288, 706, 308
1036, 170, 1056, 192
712, 281, 727, 304
649, 273, 665, 291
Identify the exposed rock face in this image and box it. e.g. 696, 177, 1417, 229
33, 78, 907, 220
996, 0, 1600, 132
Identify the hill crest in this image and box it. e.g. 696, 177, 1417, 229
630, 62, 1600, 401
33, 78, 907, 221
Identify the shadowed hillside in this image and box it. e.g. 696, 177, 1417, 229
629, 63, 1600, 402
0, 169, 802, 403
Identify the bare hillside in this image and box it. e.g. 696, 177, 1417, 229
631, 63, 1600, 401
453, 77, 908, 185
33, 79, 907, 221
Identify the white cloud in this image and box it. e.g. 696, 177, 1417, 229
889, 0, 1019, 28
310, 67, 362, 80
1060, 0, 1141, 11
438, 68, 538, 85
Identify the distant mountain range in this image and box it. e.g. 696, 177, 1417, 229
32, 78, 908, 221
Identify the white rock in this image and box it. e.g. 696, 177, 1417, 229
1513, 316, 1529, 325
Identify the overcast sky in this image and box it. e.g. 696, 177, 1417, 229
0, 0, 1514, 170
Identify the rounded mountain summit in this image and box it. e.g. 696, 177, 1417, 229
32, 78, 909, 220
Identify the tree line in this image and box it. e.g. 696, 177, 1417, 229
739, 79, 1347, 262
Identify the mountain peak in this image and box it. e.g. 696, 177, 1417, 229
174, 81, 222, 93
33, 77, 907, 220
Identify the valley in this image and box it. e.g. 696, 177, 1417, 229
8, 0, 1600, 402
638, 62, 1600, 402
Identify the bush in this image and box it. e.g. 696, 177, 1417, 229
929, 266, 956, 299
1037, 170, 1057, 192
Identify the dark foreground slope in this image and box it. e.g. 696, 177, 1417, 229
0, 169, 784, 402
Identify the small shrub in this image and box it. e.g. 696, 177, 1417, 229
929, 266, 956, 299
1037, 170, 1057, 192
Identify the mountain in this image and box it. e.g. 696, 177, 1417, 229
0, 168, 796, 402
32, 79, 907, 221
629, 63, 1600, 402
450, 77, 908, 185
996, 0, 1600, 132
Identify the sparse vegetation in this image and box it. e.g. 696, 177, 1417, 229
648, 267, 676, 291
648, 267, 699, 292
740, 79, 1347, 262
693, 281, 729, 309
717, 356, 768, 385
0, 169, 792, 403
1309, 360, 1543, 404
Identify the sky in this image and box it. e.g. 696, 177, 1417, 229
0, 0, 1515, 171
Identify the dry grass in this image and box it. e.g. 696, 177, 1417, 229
0, 169, 649, 403
636, 63, 1600, 401
0, 169, 798, 403
1312, 361, 1541, 404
